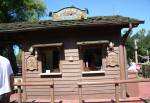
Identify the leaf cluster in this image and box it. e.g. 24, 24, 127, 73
0, 0, 46, 23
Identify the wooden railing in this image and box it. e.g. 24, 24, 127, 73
14, 79, 150, 103
77, 79, 150, 103
14, 79, 54, 103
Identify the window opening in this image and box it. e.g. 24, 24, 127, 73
40, 47, 60, 73
83, 47, 102, 71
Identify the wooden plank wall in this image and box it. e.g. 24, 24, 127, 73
24, 48, 120, 100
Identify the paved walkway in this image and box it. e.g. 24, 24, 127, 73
139, 82, 150, 98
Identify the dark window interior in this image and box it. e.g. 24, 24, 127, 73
83, 47, 102, 71
40, 48, 60, 73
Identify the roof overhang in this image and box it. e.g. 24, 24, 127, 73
0, 15, 144, 33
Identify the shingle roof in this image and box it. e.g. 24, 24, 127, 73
0, 15, 144, 33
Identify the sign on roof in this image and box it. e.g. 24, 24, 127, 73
50, 6, 88, 21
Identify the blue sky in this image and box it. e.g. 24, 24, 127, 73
43, 0, 150, 35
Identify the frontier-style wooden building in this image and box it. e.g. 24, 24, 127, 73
0, 7, 144, 101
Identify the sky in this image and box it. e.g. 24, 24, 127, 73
43, 0, 150, 35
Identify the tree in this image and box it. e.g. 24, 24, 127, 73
125, 29, 150, 63
0, 0, 46, 23
144, 30, 150, 51
133, 29, 146, 56
125, 34, 134, 60
0, 0, 46, 74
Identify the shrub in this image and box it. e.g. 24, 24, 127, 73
141, 63, 150, 78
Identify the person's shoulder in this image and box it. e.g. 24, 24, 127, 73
0, 55, 10, 63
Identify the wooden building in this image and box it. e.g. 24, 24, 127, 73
0, 7, 144, 101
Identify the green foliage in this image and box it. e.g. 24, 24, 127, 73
141, 64, 150, 78
16, 49, 22, 66
125, 34, 134, 60
125, 29, 150, 62
0, 0, 46, 23
0, 0, 46, 75
144, 30, 150, 51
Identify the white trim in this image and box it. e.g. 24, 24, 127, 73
77, 40, 109, 45
82, 71, 105, 74
39, 72, 62, 76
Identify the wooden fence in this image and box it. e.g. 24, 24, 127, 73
14, 79, 150, 103
14, 79, 54, 103
78, 79, 150, 103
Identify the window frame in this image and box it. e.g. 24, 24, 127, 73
31, 43, 63, 76
77, 40, 108, 74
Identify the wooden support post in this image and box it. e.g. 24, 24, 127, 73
124, 46, 128, 98
50, 79, 54, 103
115, 83, 119, 103
119, 45, 126, 98
17, 79, 22, 103
78, 84, 83, 103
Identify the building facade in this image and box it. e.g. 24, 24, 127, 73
0, 7, 144, 101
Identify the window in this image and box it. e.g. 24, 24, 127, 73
38, 47, 61, 73
83, 47, 102, 71
31, 43, 63, 75
78, 40, 108, 73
